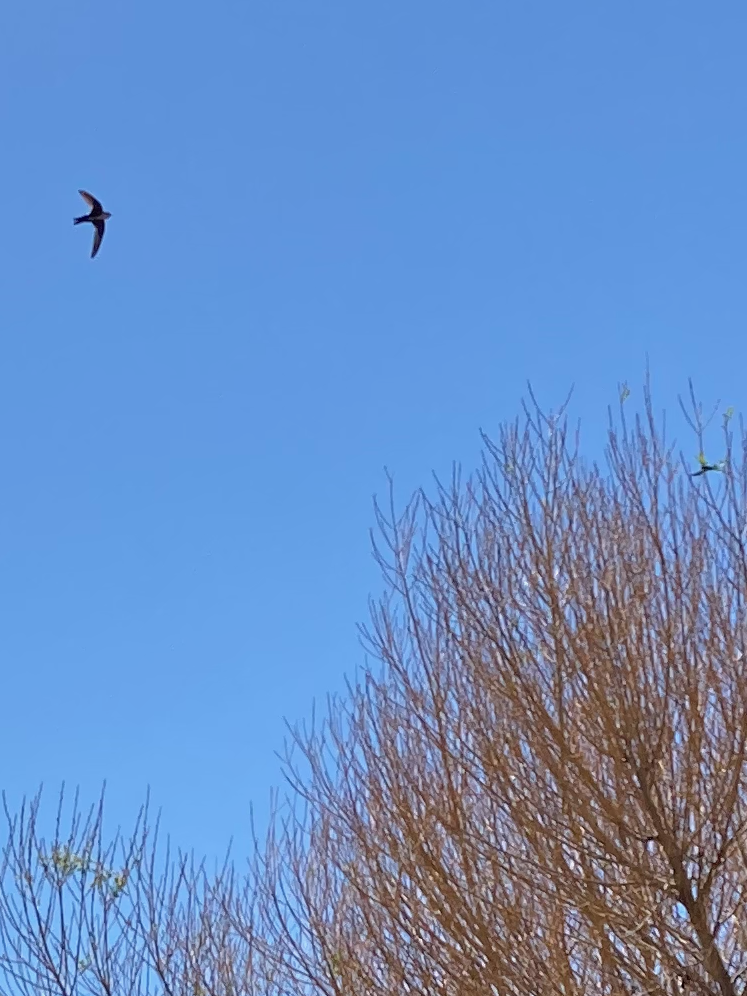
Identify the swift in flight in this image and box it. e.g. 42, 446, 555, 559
74, 190, 111, 259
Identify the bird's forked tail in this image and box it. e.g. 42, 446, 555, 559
73, 215, 88, 225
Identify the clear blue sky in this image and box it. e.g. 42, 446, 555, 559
2, 0, 747, 858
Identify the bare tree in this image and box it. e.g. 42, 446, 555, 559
4, 385, 747, 996
0, 788, 273, 996
268, 384, 747, 996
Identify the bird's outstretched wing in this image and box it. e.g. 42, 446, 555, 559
91, 220, 106, 258
79, 189, 103, 214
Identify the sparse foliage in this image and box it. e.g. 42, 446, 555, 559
4, 384, 747, 996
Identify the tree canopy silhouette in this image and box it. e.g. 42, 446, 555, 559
3, 383, 747, 996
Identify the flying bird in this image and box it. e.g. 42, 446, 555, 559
73, 190, 111, 258
691, 464, 720, 477
691, 452, 724, 477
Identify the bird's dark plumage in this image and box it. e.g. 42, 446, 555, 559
691, 452, 723, 477
74, 189, 111, 258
